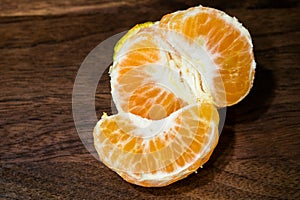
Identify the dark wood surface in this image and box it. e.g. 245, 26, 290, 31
1, 0, 299, 199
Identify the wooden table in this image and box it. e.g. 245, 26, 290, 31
1, 0, 299, 199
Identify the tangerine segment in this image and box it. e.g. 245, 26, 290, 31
111, 26, 204, 119
111, 62, 192, 120
110, 25, 180, 118
93, 102, 219, 187
111, 61, 202, 120
128, 83, 187, 120
159, 6, 256, 106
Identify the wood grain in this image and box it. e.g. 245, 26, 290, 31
1, 0, 299, 199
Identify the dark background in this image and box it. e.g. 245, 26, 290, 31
1, 0, 299, 199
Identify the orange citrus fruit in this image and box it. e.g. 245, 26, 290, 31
93, 5, 256, 187
94, 102, 219, 187
111, 24, 209, 120
159, 6, 255, 106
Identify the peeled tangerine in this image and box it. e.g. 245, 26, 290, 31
93, 5, 255, 187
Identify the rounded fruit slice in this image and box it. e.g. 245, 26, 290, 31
94, 102, 219, 187
159, 5, 256, 106
111, 24, 211, 120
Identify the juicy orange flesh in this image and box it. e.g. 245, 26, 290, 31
96, 103, 218, 177
128, 83, 186, 120
114, 121, 218, 187
159, 7, 254, 105
117, 35, 161, 75
117, 147, 215, 187
118, 48, 160, 75
114, 33, 187, 119
100, 118, 178, 154
115, 66, 187, 119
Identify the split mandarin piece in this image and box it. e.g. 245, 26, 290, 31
111, 25, 211, 119
159, 6, 255, 106
111, 25, 191, 119
111, 62, 193, 120
94, 103, 219, 187
110, 25, 201, 120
